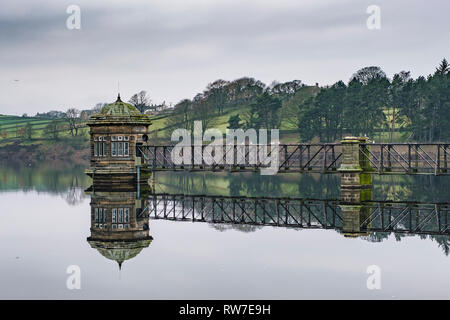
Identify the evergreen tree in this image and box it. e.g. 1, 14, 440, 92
227, 115, 241, 129
245, 92, 282, 129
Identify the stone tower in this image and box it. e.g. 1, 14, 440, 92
85, 94, 152, 187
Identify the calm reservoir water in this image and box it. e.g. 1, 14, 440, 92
1, 162, 450, 299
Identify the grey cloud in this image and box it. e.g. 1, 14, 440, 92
0, 0, 448, 114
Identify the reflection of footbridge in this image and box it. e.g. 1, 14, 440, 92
86, 185, 450, 266
143, 193, 450, 237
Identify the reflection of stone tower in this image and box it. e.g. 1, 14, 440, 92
86, 188, 152, 269
85, 94, 152, 187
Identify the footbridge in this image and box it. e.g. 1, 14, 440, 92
137, 140, 450, 175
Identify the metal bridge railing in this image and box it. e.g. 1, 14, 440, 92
361, 143, 450, 175
137, 143, 450, 175
138, 144, 343, 173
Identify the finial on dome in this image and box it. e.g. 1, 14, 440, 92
118, 261, 123, 280
116, 81, 122, 102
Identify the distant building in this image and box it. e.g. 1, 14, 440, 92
35, 110, 66, 119
144, 101, 171, 116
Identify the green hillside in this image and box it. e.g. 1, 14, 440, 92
0, 85, 320, 147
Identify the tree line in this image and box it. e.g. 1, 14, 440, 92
295, 59, 450, 142
163, 58, 449, 142
166, 77, 302, 134
5, 58, 448, 143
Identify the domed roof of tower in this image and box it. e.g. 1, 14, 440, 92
99, 94, 141, 116
87, 94, 152, 126
87, 238, 153, 269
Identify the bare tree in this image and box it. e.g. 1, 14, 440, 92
25, 122, 33, 140
16, 126, 26, 139
92, 102, 107, 114
192, 98, 214, 134
65, 108, 80, 136
0, 126, 8, 139
350, 66, 387, 85
166, 99, 194, 132
129, 90, 151, 113
44, 120, 60, 140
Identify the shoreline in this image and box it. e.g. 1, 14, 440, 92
0, 140, 89, 166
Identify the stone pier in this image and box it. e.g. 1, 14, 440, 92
338, 136, 373, 236
338, 136, 372, 201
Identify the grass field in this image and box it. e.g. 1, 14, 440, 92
0, 115, 88, 146
0, 112, 174, 146
0, 105, 412, 147
0, 116, 56, 130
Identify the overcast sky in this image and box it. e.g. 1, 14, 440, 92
0, 0, 448, 115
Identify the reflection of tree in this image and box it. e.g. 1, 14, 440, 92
374, 175, 450, 202
297, 174, 340, 199
157, 171, 341, 199
229, 175, 243, 197
155, 172, 450, 203
0, 160, 88, 206
153, 171, 450, 201
64, 176, 86, 205
0, 161, 90, 196
162, 173, 209, 195
65, 187, 85, 205
243, 174, 281, 197
224, 172, 340, 199
361, 231, 450, 256
394, 232, 422, 243
361, 232, 390, 243
433, 236, 450, 256
210, 223, 263, 233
